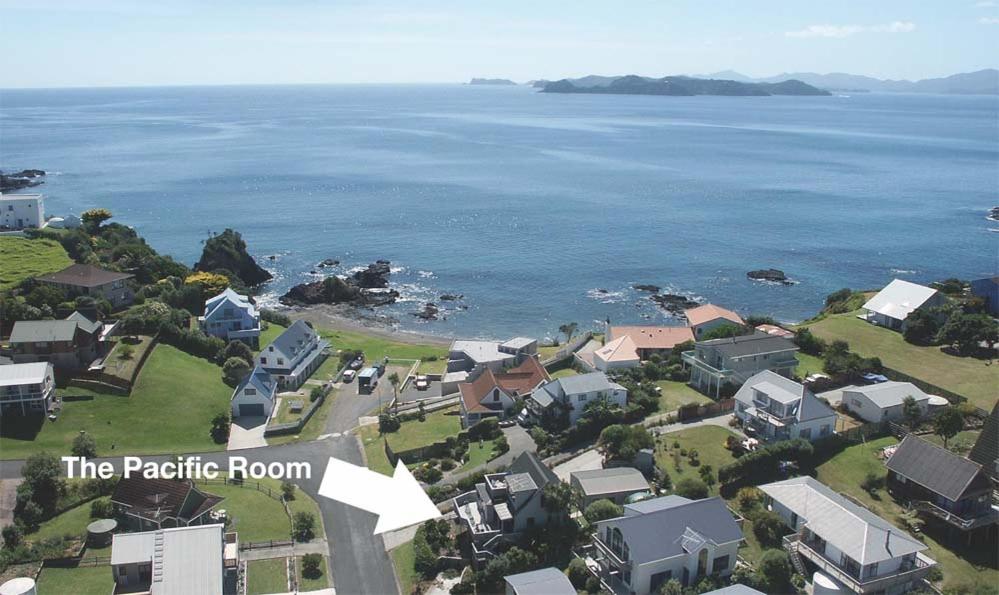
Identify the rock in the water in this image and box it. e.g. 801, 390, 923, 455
352, 260, 392, 288
633, 284, 661, 293
195, 228, 273, 286
413, 302, 440, 320
439, 294, 463, 301
317, 258, 340, 268
279, 272, 399, 307
747, 268, 793, 285
268, 255, 277, 260
650, 293, 700, 314
0, 169, 46, 192
989, 206, 999, 222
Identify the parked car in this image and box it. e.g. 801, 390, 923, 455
415, 375, 429, 390
499, 419, 516, 428
862, 373, 889, 384
349, 357, 364, 370
342, 370, 356, 382
373, 362, 386, 376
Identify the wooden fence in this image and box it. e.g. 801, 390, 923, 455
540, 331, 594, 366
675, 398, 735, 421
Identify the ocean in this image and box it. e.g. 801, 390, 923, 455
1, 84, 996, 340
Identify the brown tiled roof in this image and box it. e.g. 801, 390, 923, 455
111, 477, 223, 523
37, 263, 133, 288
459, 357, 551, 413
609, 326, 695, 350
684, 304, 744, 328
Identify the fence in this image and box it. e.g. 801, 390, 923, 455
540, 331, 594, 366
879, 365, 971, 408
239, 539, 294, 551
675, 398, 735, 422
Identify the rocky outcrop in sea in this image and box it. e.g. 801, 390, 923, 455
0, 169, 45, 192
279, 261, 400, 307
747, 268, 794, 285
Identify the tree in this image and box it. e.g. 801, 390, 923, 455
674, 477, 709, 499
220, 340, 254, 367
293, 511, 316, 541
184, 271, 230, 297
118, 343, 135, 360
902, 395, 923, 430
310, 385, 325, 402
750, 510, 787, 548
281, 481, 296, 501
2, 523, 23, 547
388, 372, 401, 402
598, 424, 653, 463
301, 553, 323, 578
21, 452, 65, 513
698, 464, 716, 489
755, 549, 792, 594
903, 308, 943, 345
222, 356, 251, 387
701, 324, 747, 341
81, 208, 113, 230
72, 431, 97, 458
938, 312, 999, 355
584, 499, 624, 523
659, 578, 684, 595
210, 412, 231, 444
378, 413, 401, 433
933, 407, 964, 448
567, 558, 589, 588
542, 481, 579, 516
792, 327, 826, 356
558, 322, 578, 343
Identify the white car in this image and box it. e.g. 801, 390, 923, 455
342, 370, 356, 382
415, 375, 429, 390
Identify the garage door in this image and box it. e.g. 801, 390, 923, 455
239, 403, 266, 417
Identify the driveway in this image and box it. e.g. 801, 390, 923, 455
228, 416, 268, 450
553, 449, 603, 481
397, 379, 443, 404
442, 425, 537, 483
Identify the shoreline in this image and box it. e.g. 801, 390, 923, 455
284, 303, 453, 347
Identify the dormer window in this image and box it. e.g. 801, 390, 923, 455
260, 357, 267, 364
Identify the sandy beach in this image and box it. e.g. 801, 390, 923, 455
286, 303, 453, 346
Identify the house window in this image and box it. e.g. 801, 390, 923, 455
277, 358, 284, 365
118, 567, 127, 576
712, 555, 730, 572
493, 389, 500, 402
820, 425, 830, 436
851, 398, 862, 407
799, 428, 812, 440
260, 357, 267, 364
245, 388, 256, 395
578, 394, 587, 402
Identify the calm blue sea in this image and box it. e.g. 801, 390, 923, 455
1, 85, 996, 340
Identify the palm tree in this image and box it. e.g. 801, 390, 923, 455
558, 322, 578, 344
388, 372, 401, 411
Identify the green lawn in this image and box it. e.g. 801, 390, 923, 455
0, 344, 231, 459
258, 322, 287, 351
802, 312, 999, 409
267, 388, 337, 446
0, 236, 73, 291
247, 558, 288, 595
816, 437, 999, 592
314, 354, 344, 380
384, 406, 462, 452
458, 438, 502, 472
795, 352, 826, 378
317, 327, 447, 370
359, 425, 395, 476
36, 565, 113, 595
654, 426, 739, 496
391, 541, 419, 595
29, 500, 94, 543
297, 555, 331, 591
274, 396, 306, 425
654, 380, 714, 413
550, 367, 579, 379
195, 480, 291, 543
102, 335, 154, 383
538, 344, 562, 361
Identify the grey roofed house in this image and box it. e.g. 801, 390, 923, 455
9, 319, 80, 343
450, 340, 518, 365
594, 496, 743, 564
501, 337, 538, 351
65, 310, 103, 334
111, 524, 227, 595
571, 467, 649, 500
701, 331, 797, 359
886, 435, 992, 502
702, 585, 766, 595
760, 476, 927, 565
623, 494, 691, 515
843, 381, 929, 408
37, 262, 133, 287
504, 567, 575, 595
969, 402, 998, 479
265, 320, 318, 364
508, 451, 559, 488
553, 371, 626, 395
506, 473, 538, 494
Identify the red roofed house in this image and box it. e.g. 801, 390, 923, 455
111, 477, 225, 532
605, 326, 695, 362
684, 304, 745, 338
459, 356, 550, 427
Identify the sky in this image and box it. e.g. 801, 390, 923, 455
0, 0, 995, 88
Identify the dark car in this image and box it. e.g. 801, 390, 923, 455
349, 357, 364, 370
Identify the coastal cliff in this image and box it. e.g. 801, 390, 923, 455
194, 228, 273, 286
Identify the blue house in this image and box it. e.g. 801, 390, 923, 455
198, 288, 261, 348
230, 365, 277, 418
971, 277, 999, 316
256, 320, 330, 390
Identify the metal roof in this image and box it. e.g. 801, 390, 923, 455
0, 362, 52, 387
863, 279, 940, 321
504, 567, 575, 595
760, 476, 927, 565
699, 332, 797, 359
843, 382, 930, 408
886, 435, 989, 502
9, 319, 79, 343
508, 452, 559, 488
37, 263, 133, 288
264, 320, 318, 363
112, 524, 225, 595
570, 467, 649, 497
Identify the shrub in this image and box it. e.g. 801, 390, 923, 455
90, 497, 113, 519
675, 477, 709, 499
301, 553, 323, 578
412, 464, 443, 484
72, 432, 97, 458
281, 481, 296, 501
210, 412, 230, 444
861, 472, 885, 495
756, 549, 793, 593
2, 524, 23, 547
260, 308, 292, 327
292, 512, 316, 542
584, 499, 624, 523
494, 435, 510, 454
718, 439, 813, 485
378, 414, 401, 433
439, 458, 456, 471
467, 418, 501, 441
567, 558, 589, 588
584, 576, 601, 593
413, 531, 437, 577
750, 510, 787, 548
736, 487, 763, 512
310, 386, 325, 402
222, 356, 251, 387
220, 340, 254, 367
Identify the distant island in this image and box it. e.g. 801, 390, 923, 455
539, 75, 830, 97
469, 78, 517, 86
690, 68, 999, 95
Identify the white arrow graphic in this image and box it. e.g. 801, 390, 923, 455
317, 457, 442, 534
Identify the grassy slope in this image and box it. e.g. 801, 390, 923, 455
29, 500, 93, 542
802, 312, 998, 409
550, 367, 579, 379
0, 236, 73, 291
384, 406, 462, 451
654, 380, 713, 412
654, 425, 739, 496
391, 541, 419, 595
247, 558, 288, 595
194, 481, 291, 543
816, 437, 999, 592
317, 328, 447, 374
0, 344, 231, 459
795, 352, 825, 378
36, 566, 113, 595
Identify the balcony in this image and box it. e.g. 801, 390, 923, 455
912, 500, 999, 531
784, 533, 935, 594
681, 351, 733, 377
223, 532, 239, 568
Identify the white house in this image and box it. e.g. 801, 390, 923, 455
0, 362, 55, 417
734, 370, 837, 442
841, 382, 945, 423
589, 335, 641, 372
230, 366, 277, 419
862, 279, 947, 331
198, 288, 261, 348
442, 337, 538, 395
111, 523, 238, 595
760, 476, 935, 595
682, 332, 799, 398
592, 495, 744, 594
256, 320, 329, 390
684, 304, 745, 338
526, 372, 628, 426
0, 194, 44, 230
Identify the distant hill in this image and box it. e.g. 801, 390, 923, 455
539, 74, 831, 97
469, 78, 517, 85
705, 69, 998, 95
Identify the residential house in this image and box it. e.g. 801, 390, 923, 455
682, 332, 799, 398
591, 495, 743, 594
0, 193, 44, 229
862, 279, 947, 331
970, 277, 999, 316
36, 263, 135, 308
588, 335, 641, 372
840, 382, 945, 424
760, 476, 935, 595
111, 523, 238, 595
453, 452, 559, 564
703, 586, 765, 595
684, 304, 745, 338
9, 310, 117, 371
0, 362, 55, 416
230, 366, 277, 418
570, 467, 650, 507
526, 372, 628, 427
969, 403, 998, 481
198, 288, 261, 348
256, 320, 329, 390
442, 337, 538, 395
886, 435, 997, 533
458, 357, 549, 428
755, 324, 795, 339
605, 326, 695, 361
504, 567, 576, 595
733, 371, 836, 442
111, 477, 225, 532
